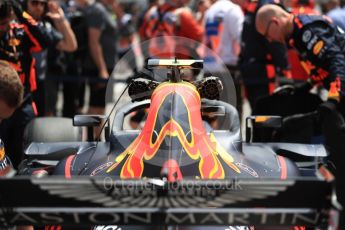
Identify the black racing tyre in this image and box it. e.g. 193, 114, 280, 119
23, 117, 82, 146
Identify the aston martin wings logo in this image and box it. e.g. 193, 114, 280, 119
32, 178, 294, 208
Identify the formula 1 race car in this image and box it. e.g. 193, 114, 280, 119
0, 59, 339, 229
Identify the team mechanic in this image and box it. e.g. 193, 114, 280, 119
256, 4, 345, 226
233, 0, 291, 112
0, 0, 50, 168
0, 62, 23, 177
0, 62, 32, 230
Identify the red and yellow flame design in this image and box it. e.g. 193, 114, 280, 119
107, 82, 240, 179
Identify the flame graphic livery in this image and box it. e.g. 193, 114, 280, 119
107, 82, 240, 179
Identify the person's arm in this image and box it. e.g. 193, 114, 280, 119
177, 9, 203, 42
138, 9, 151, 41
46, 1, 77, 52
314, 29, 345, 95
196, 0, 210, 25
88, 27, 109, 79
268, 41, 291, 77
300, 23, 345, 96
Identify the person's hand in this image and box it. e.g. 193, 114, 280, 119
99, 70, 109, 80
46, 0, 65, 23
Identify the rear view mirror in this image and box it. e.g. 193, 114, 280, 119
247, 116, 282, 128
73, 115, 106, 127
246, 116, 282, 143
201, 105, 226, 117
73, 115, 108, 141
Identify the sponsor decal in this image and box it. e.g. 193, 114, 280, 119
302, 30, 312, 43
235, 163, 259, 178
94, 226, 120, 230
0, 146, 5, 160
0, 156, 9, 171
23, 12, 38, 26
0, 143, 10, 173
0, 211, 323, 226
313, 40, 324, 55
226, 227, 251, 230
8, 38, 21, 46
90, 162, 114, 176
337, 26, 345, 34
306, 35, 318, 50
317, 46, 327, 58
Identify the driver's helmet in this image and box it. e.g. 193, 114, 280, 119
0, 139, 14, 177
